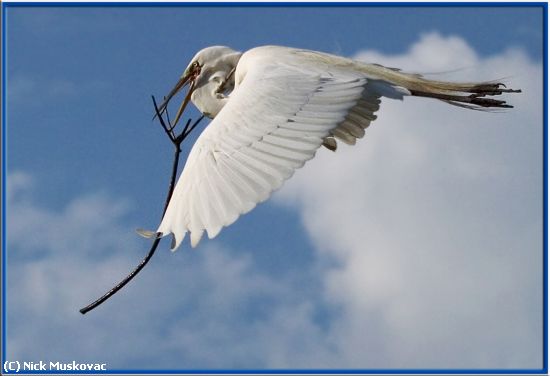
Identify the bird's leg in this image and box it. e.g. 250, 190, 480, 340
409, 82, 521, 110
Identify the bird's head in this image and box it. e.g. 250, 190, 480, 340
157, 46, 242, 124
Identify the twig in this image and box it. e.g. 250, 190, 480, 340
152, 96, 176, 143
79, 238, 161, 314
79, 96, 203, 315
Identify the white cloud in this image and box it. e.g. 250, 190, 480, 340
6, 76, 36, 103
5, 172, 331, 369
275, 32, 543, 368
7, 75, 110, 109
6, 32, 543, 370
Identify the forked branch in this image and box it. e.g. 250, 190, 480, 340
79, 98, 203, 315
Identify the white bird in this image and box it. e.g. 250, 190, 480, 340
153, 45, 519, 250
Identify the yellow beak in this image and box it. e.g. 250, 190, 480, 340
156, 71, 196, 126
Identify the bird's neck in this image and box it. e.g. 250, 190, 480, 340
192, 53, 242, 118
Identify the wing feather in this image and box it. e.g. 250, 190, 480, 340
252, 142, 313, 164
158, 46, 408, 249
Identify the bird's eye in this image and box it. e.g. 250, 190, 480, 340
192, 61, 201, 75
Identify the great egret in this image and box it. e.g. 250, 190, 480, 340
154, 45, 520, 250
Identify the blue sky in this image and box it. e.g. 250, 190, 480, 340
4, 3, 545, 372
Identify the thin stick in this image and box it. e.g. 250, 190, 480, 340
152, 96, 176, 143
79, 238, 161, 314
79, 97, 203, 315
183, 115, 205, 139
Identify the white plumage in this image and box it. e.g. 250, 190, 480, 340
154, 45, 518, 250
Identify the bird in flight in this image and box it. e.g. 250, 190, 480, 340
153, 45, 520, 250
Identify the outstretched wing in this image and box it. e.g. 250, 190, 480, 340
157, 46, 409, 249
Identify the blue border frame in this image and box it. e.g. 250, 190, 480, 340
0, 1, 548, 6
2, 0, 8, 373
0, 369, 542, 375
543, 1, 548, 373
1, 2, 547, 375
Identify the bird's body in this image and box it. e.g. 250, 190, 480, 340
155, 45, 519, 250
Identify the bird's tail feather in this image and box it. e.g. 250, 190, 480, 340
361, 63, 521, 110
